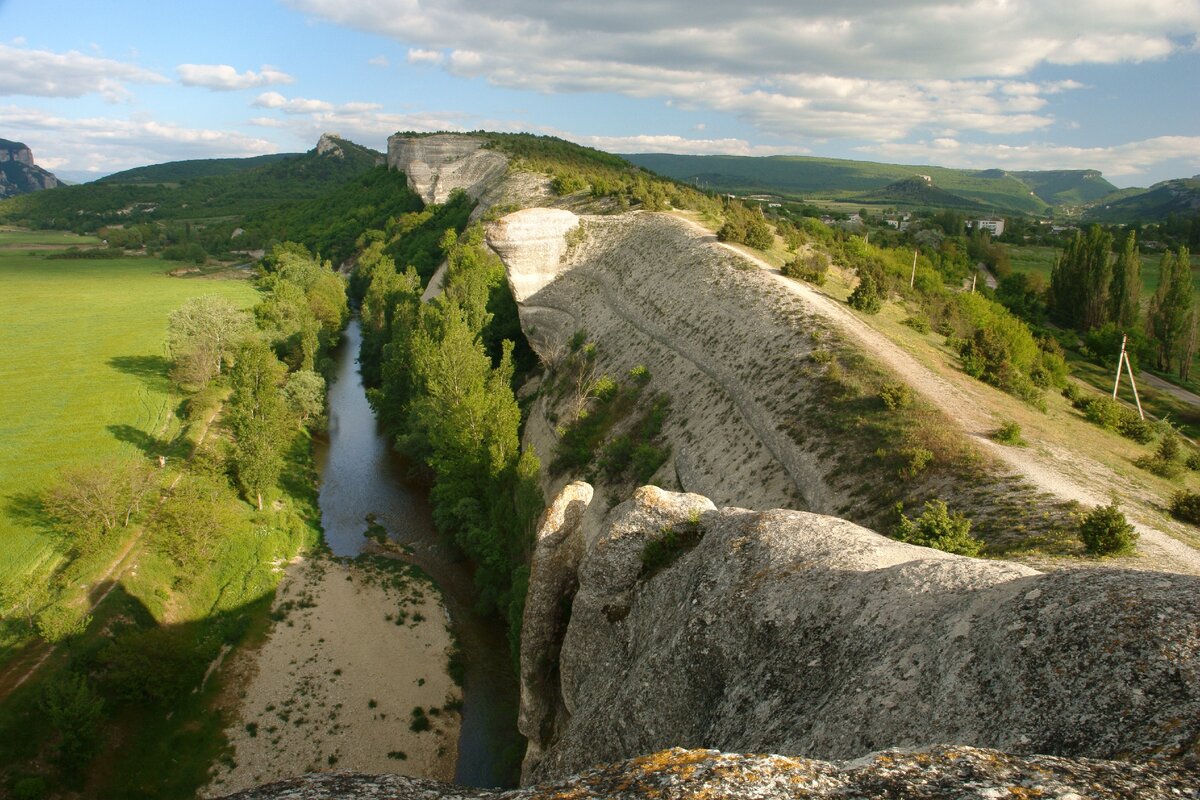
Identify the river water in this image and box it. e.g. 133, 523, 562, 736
314, 320, 522, 787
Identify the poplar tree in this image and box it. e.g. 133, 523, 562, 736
227, 339, 290, 510
1107, 231, 1141, 329
1147, 247, 1194, 374
1049, 226, 1113, 330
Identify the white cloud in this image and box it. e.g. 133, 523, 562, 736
177, 63, 294, 91
407, 48, 445, 65
252, 92, 334, 114
568, 132, 802, 157
285, 0, 1200, 143
859, 135, 1200, 181
368, 55, 390, 67
0, 43, 166, 101
0, 104, 278, 173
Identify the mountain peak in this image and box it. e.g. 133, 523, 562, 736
0, 138, 59, 198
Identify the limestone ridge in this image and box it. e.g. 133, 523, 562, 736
0, 138, 59, 198
386, 133, 509, 204
217, 746, 1200, 799
518, 483, 1200, 784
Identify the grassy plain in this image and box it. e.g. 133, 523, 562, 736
0, 234, 258, 584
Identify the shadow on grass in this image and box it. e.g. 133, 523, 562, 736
106, 424, 168, 460
108, 355, 172, 396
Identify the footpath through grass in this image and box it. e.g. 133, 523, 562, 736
0, 237, 258, 595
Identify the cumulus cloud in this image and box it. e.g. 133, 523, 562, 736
567, 132, 801, 157
0, 104, 277, 173
284, 0, 1200, 141
859, 135, 1200, 180
368, 55, 390, 67
0, 43, 166, 101
253, 91, 334, 114
177, 63, 294, 90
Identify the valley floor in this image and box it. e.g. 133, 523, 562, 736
203, 556, 460, 797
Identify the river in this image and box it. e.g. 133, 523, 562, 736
314, 319, 522, 787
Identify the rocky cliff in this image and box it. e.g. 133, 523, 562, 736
518, 483, 1200, 783
0, 138, 59, 198
386, 133, 509, 205
219, 746, 1199, 799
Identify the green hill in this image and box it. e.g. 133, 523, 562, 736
856, 175, 986, 210
97, 153, 299, 185
623, 153, 1116, 216
1084, 178, 1200, 223
0, 134, 383, 231
1010, 170, 1116, 206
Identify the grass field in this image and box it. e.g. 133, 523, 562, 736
1006, 243, 1200, 298
0, 233, 258, 584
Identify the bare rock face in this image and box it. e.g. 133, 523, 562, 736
217, 746, 1200, 799
315, 132, 344, 158
486, 208, 580, 303
0, 138, 59, 197
386, 133, 508, 204
519, 483, 1200, 784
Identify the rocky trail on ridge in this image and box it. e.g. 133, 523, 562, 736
673, 215, 1200, 576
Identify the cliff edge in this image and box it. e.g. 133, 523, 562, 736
386, 133, 508, 205
519, 483, 1200, 784
0, 138, 59, 198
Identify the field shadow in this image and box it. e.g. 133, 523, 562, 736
108, 354, 172, 395
107, 424, 166, 459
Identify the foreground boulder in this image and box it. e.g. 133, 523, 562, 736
219, 746, 1199, 799
519, 484, 1200, 783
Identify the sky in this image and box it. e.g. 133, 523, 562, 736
1, 0, 1197, 187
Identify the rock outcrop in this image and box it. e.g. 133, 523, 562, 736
218, 746, 1200, 799
519, 483, 1200, 784
387, 133, 508, 204
0, 138, 59, 197
486, 208, 580, 303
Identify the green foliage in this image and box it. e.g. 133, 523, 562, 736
1048, 225, 1114, 330
1078, 499, 1138, 555
992, 420, 1026, 446
1135, 422, 1184, 478
718, 202, 774, 250
1169, 490, 1200, 524
227, 339, 291, 509
151, 475, 237, 570
283, 369, 327, 428
848, 273, 882, 314
168, 294, 253, 388
640, 520, 705, 579
879, 380, 913, 410
894, 499, 983, 557
35, 602, 92, 644
782, 250, 828, 285
40, 457, 157, 554
1146, 246, 1195, 377
93, 626, 213, 707
902, 315, 932, 333
40, 672, 104, 772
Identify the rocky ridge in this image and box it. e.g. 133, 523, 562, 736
218, 746, 1199, 799
519, 483, 1200, 783
386, 133, 509, 204
0, 138, 59, 197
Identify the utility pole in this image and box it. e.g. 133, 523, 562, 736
1112, 333, 1145, 420
909, 250, 917, 289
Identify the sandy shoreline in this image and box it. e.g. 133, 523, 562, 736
203, 555, 461, 797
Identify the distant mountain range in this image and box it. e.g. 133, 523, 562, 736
0, 138, 60, 198
1083, 177, 1200, 222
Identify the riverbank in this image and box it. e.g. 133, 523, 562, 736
203, 555, 460, 797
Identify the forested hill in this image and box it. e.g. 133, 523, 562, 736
0, 134, 383, 231
97, 153, 299, 184
622, 152, 1117, 215
1085, 177, 1200, 223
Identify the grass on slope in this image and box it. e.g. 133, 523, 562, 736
0, 235, 259, 585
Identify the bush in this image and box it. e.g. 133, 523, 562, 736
902, 315, 932, 334
782, 251, 828, 285
848, 274, 882, 314
1061, 382, 1087, 408
1083, 397, 1125, 431
1169, 490, 1200, 524
1120, 417, 1157, 444
1078, 499, 1138, 555
992, 420, 1026, 446
641, 521, 704, 578
879, 380, 913, 410
1187, 452, 1200, 471
894, 499, 983, 557
1135, 423, 1183, 478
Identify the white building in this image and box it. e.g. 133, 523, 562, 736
970, 218, 1005, 237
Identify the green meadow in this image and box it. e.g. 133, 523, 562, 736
1006, 243, 1200, 298
0, 233, 258, 583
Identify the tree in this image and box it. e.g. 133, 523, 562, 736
283, 369, 327, 428
41, 457, 157, 551
167, 295, 252, 387
40, 672, 104, 772
848, 273, 882, 314
1146, 247, 1194, 373
151, 475, 235, 568
894, 499, 983, 556
1049, 226, 1113, 330
1078, 498, 1138, 556
227, 339, 291, 509
1108, 231, 1141, 329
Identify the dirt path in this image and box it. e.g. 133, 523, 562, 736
672, 214, 1200, 576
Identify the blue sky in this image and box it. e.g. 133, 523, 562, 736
1, 0, 1197, 187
